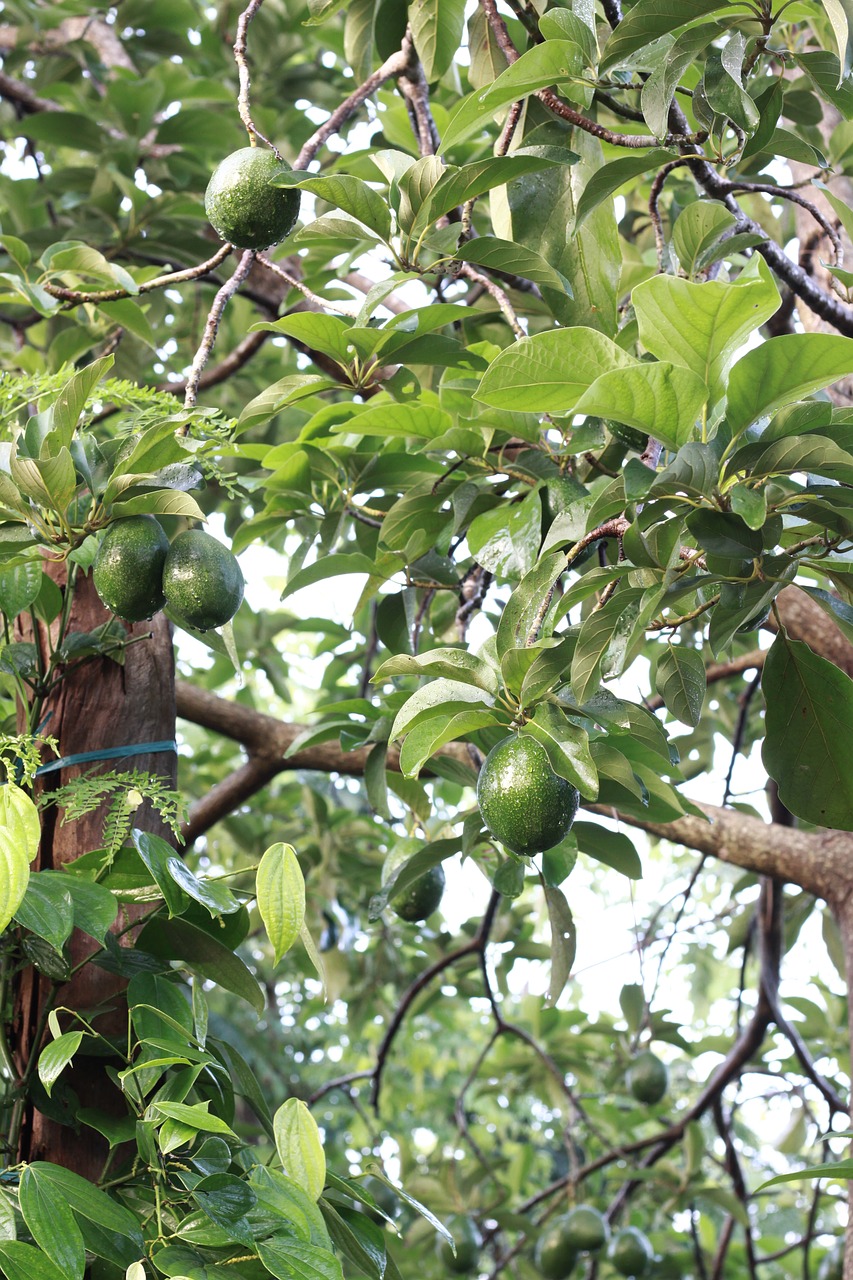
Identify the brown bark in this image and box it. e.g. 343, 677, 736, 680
13, 572, 176, 1176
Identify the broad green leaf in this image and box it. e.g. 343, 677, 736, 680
25, 1164, 144, 1262
274, 1098, 326, 1201
762, 632, 853, 830
633, 258, 780, 401
467, 488, 543, 580
757, 1159, 853, 1191
110, 490, 206, 521
18, 1166, 86, 1280
727, 334, 853, 437
238, 375, 340, 431
37, 1031, 83, 1097
601, 0, 734, 71
50, 355, 114, 447
655, 645, 706, 727
14, 873, 74, 950
192, 1173, 256, 1248
0, 823, 31, 935
572, 361, 708, 450
671, 200, 737, 277
0, 1241, 71, 1280
544, 885, 576, 1003
496, 552, 568, 658
441, 41, 587, 151
574, 149, 675, 228
0, 782, 40, 859
570, 587, 646, 705
413, 153, 565, 234
281, 552, 399, 602
153, 1102, 237, 1136
165, 858, 241, 917
641, 25, 724, 138
398, 709, 500, 778
135, 916, 266, 1013
822, 0, 853, 82
331, 402, 451, 439
728, 435, 853, 486
522, 703, 598, 800
271, 173, 391, 241
258, 1236, 345, 1280
0, 562, 43, 620
251, 314, 354, 365
373, 647, 500, 695
409, 0, 466, 80
390, 677, 493, 742
506, 127, 620, 333
256, 842, 306, 966
476, 327, 635, 413
454, 237, 573, 296
318, 1202, 384, 1280
574, 821, 643, 879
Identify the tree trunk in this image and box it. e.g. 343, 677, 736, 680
12, 570, 176, 1177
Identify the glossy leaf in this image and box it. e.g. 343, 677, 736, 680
256, 842, 306, 966
274, 1098, 326, 1201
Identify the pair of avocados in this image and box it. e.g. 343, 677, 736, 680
93, 516, 244, 632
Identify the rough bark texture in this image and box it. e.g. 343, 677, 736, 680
13, 571, 176, 1176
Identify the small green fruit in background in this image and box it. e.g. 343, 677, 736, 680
562, 1204, 609, 1253
627, 1051, 669, 1105
382, 847, 445, 923
93, 515, 169, 622
205, 147, 301, 250
608, 1227, 654, 1277
436, 1215, 480, 1273
535, 1216, 579, 1278
162, 529, 244, 632
477, 735, 579, 857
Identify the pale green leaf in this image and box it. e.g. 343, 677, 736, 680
256, 843, 306, 966
273, 1098, 326, 1201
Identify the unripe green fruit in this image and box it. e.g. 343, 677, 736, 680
477, 735, 580, 857
93, 515, 169, 622
437, 1215, 480, 1273
382, 848, 445, 923
562, 1205, 609, 1253
205, 147, 301, 250
627, 1051, 669, 1105
535, 1217, 579, 1279
162, 529, 244, 632
607, 422, 649, 453
608, 1227, 654, 1277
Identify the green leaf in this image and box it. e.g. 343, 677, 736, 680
135, 916, 266, 1013
671, 200, 737, 276
476, 327, 635, 413
25, 1164, 144, 1264
331, 402, 451, 439
573, 361, 708, 450
441, 41, 587, 151
543, 885, 576, 1003
50, 355, 115, 447
523, 703, 598, 800
762, 632, 853, 831
281, 553, 398, 602
409, 0, 466, 80
0, 1241, 72, 1280
256, 842, 306, 966
0, 823, 32, 936
18, 1166, 86, 1280
655, 645, 706, 727
570, 587, 646, 705
496, 552, 567, 658
600, 0, 733, 71
274, 1098, 326, 1201
574, 820, 643, 879
822, 0, 853, 82
272, 173, 391, 241
0, 561, 43, 620
641, 24, 724, 138
318, 1202, 383, 1280
258, 1236, 345, 1280
575, 149, 676, 228
0, 781, 41, 861
153, 1102, 237, 1136
413, 153, 565, 234
165, 857, 241, 917
132, 829, 190, 917
466, 488, 543, 579
373, 647, 500, 695
632, 257, 780, 403
454, 237, 573, 295
110, 489, 206, 521
756, 1159, 853, 1192
251, 314, 354, 365
14, 872, 74, 950
398, 709, 500, 778
389, 677, 493, 745
238, 375, 340, 431
37, 1031, 83, 1098
727, 334, 853, 437
192, 1173, 256, 1248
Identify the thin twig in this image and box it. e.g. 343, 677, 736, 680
256, 253, 361, 317
182, 250, 255, 415
295, 44, 411, 170
42, 243, 234, 307
234, 0, 279, 154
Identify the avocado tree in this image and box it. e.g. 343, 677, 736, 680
4, 0, 853, 1277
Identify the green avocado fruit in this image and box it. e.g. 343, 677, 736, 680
162, 529, 244, 632
382, 848, 446, 923
477, 735, 580, 857
535, 1217, 579, 1279
205, 147, 301, 250
608, 1227, 654, 1277
562, 1205, 609, 1253
607, 421, 649, 453
92, 515, 170, 622
627, 1050, 669, 1105
437, 1215, 480, 1273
